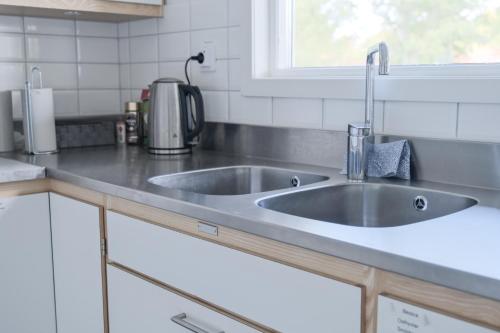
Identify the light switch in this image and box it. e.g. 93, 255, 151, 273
200, 41, 216, 72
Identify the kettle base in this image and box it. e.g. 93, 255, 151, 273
148, 147, 192, 155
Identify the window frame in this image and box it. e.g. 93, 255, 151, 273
240, 0, 500, 103
270, 0, 500, 78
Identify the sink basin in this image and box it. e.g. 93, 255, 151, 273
148, 166, 329, 195
258, 183, 478, 227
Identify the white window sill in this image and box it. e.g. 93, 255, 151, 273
241, 76, 500, 103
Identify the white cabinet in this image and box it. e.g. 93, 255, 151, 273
0, 193, 56, 333
107, 211, 363, 333
106, 0, 163, 5
377, 295, 500, 333
50, 193, 105, 333
108, 265, 259, 333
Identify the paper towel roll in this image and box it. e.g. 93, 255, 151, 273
0, 91, 14, 152
22, 88, 57, 154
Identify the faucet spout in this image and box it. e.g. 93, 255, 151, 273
365, 42, 390, 136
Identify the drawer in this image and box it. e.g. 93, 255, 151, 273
377, 295, 500, 333
107, 211, 362, 333
107, 265, 258, 333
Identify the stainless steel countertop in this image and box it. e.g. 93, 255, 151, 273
4, 146, 500, 301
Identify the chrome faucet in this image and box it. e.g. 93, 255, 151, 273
347, 42, 390, 181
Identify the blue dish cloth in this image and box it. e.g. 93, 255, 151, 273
342, 140, 411, 180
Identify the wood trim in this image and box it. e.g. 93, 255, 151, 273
0, 179, 50, 198
372, 271, 500, 333
2, 180, 500, 333
99, 207, 110, 333
0, 0, 163, 21
50, 179, 106, 206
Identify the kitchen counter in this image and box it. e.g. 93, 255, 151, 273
3, 145, 500, 301
0, 157, 45, 183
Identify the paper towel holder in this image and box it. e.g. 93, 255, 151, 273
22, 66, 58, 155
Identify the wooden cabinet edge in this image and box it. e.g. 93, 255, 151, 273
2, 180, 499, 333
0, 179, 50, 198
0, 0, 163, 21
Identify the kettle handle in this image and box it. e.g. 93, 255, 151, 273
179, 84, 205, 141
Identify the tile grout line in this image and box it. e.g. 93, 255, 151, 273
226, 0, 231, 122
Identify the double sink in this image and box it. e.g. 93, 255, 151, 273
149, 166, 478, 228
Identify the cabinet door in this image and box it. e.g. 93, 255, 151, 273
50, 193, 105, 333
108, 265, 259, 333
107, 211, 362, 333
0, 193, 56, 333
377, 295, 500, 333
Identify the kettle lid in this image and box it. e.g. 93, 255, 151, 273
153, 77, 184, 84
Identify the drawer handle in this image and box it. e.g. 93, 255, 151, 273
171, 313, 224, 333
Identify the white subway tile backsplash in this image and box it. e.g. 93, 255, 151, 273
228, 0, 244, 26
228, 59, 241, 91
76, 21, 118, 37
191, 28, 228, 59
190, 60, 228, 90
129, 35, 158, 63
159, 62, 186, 80
273, 98, 323, 129
130, 63, 159, 89
0, 34, 25, 61
53, 90, 78, 116
129, 19, 158, 37
323, 99, 384, 132
158, 2, 190, 33
458, 103, 500, 142
118, 22, 129, 38
0, 63, 25, 91
0, 15, 23, 33
384, 101, 457, 138
26, 63, 77, 90
24, 17, 75, 35
120, 64, 131, 89
159, 32, 190, 61
78, 64, 119, 89
190, 0, 228, 30
79, 90, 120, 115
228, 27, 241, 59
26, 35, 76, 62
120, 89, 131, 105
229, 92, 272, 125
203, 90, 229, 122
119, 38, 130, 63
77, 37, 118, 63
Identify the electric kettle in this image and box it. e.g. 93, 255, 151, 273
148, 78, 205, 155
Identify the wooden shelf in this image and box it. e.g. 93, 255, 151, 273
0, 0, 163, 22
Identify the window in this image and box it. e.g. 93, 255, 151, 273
271, 0, 500, 76
241, 0, 500, 102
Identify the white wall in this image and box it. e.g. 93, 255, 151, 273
117, 0, 500, 144
0, 1, 498, 144
0, 15, 122, 118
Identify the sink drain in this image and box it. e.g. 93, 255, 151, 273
290, 176, 301, 187
413, 196, 428, 211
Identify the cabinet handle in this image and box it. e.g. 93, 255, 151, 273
171, 313, 224, 333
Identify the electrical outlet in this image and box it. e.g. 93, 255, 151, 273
200, 41, 216, 72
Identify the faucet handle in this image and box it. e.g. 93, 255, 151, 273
348, 122, 370, 137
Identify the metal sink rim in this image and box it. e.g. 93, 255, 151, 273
256, 182, 480, 228
147, 165, 330, 196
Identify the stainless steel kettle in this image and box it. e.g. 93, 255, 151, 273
148, 78, 205, 155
